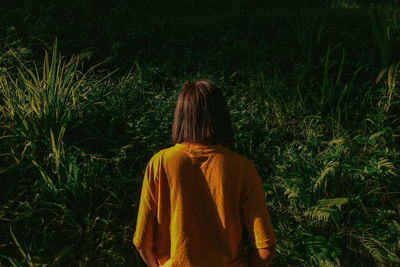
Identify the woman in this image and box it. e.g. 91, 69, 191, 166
133, 80, 276, 267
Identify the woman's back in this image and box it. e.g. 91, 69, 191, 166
133, 143, 275, 267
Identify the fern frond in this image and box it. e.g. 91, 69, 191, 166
313, 161, 338, 192
361, 237, 386, 265
304, 198, 349, 222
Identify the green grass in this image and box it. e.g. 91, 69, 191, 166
1, 0, 400, 266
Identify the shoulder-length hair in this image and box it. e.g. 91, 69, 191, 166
172, 80, 233, 146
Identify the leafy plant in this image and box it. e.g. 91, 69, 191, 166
369, 7, 400, 68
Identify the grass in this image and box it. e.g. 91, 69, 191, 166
1, 0, 400, 266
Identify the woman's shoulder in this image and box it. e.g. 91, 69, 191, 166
225, 149, 257, 169
147, 144, 256, 170
147, 145, 186, 164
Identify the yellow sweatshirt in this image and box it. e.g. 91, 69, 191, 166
133, 143, 276, 267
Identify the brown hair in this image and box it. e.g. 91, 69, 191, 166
172, 80, 233, 146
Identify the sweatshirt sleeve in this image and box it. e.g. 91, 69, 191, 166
241, 163, 276, 248
133, 158, 159, 248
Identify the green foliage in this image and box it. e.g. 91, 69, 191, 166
369, 7, 400, 68
1, 0, 400, 266
1, 42, 94, 144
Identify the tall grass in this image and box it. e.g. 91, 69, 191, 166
1, 43, 92, 143
369, 7, 400, 68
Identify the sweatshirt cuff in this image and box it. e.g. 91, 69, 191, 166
254, 238, 276, 249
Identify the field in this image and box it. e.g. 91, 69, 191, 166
0, 0, 399, 266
